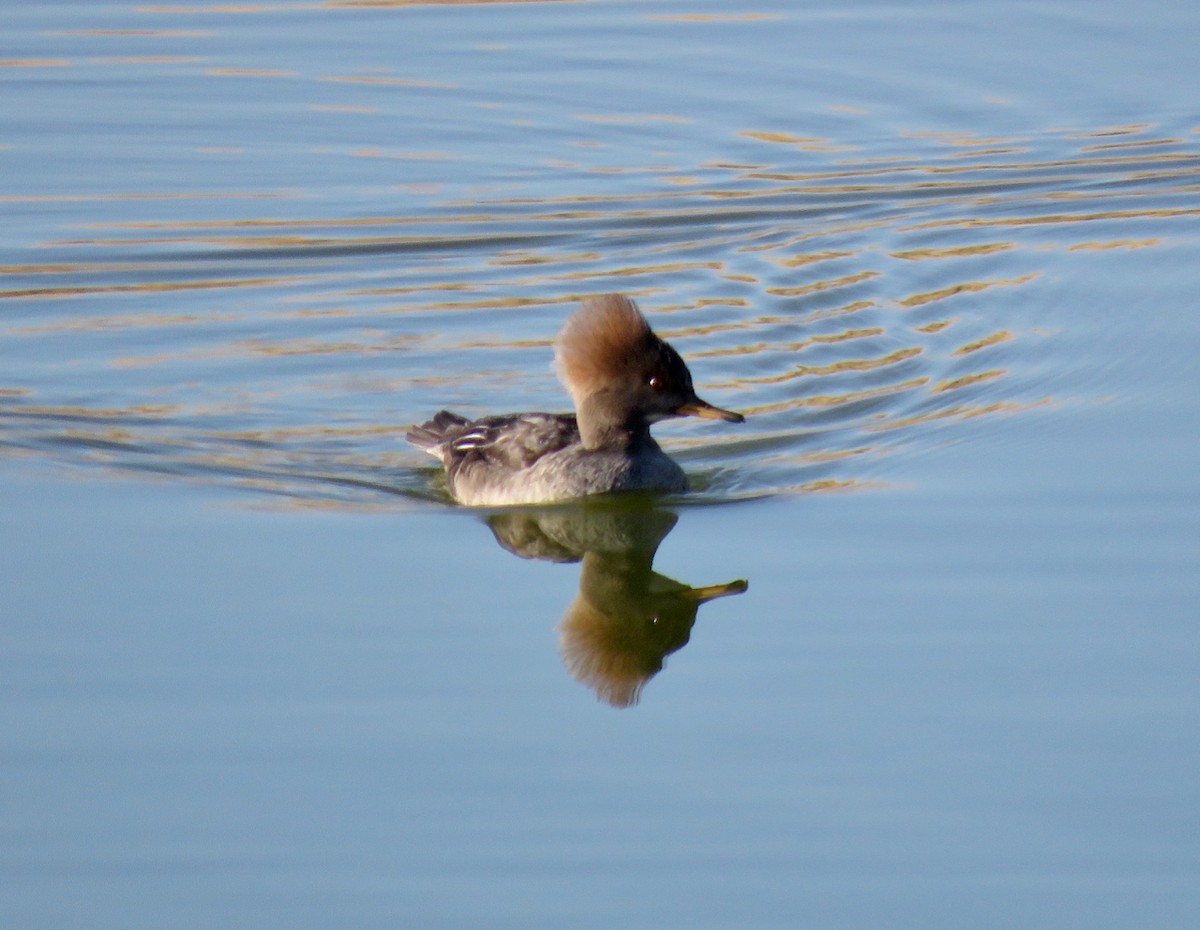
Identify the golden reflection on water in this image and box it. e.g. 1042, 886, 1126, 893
897, 274, 1038, 308
891, 243, 1015, 260
1069, 239, 1160, 251
766, 271, 880, 297
953, 330, 1013, 357
869, 398, 1051, 433
0, 276, 307, 301
4, 109, 1197, 506
747, 377, 931, 416
0, 59, 72, 68
935, 370, 1006, 393
11, 312, 240, 335
736, 347, 923, 386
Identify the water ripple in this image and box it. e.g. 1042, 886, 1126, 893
3, 111, 1197, 507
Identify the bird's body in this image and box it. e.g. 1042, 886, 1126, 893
407, 294, 743, 506
408, 410, 687, 506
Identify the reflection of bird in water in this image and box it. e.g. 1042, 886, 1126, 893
408, 294, 743, 506
561, 552, 746, 708
488, 502, 747, 708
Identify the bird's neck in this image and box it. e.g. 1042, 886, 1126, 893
577, 391, 652, 450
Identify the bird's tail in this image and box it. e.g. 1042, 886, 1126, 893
405, 410, 472, 457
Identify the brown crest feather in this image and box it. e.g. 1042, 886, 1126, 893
554, 294, 656, 403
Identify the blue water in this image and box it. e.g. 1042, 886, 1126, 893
3, 1, 1199, 927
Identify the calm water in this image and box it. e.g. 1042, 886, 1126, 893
3, 1, 1199, 927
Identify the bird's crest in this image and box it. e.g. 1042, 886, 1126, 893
554, 294, 656, 402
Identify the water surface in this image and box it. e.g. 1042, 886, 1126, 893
2, 1, 1199, 928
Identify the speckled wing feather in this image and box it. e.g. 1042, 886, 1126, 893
407, 410, 579, 470
446, 413, 579, 470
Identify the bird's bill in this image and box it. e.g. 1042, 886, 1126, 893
676, 396, 745, 423
681, 578, 749, 603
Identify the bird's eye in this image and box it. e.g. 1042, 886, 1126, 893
648, 374, 662, 390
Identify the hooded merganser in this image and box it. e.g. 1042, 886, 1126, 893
407, 294, 744, 506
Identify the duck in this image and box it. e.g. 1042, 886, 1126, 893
407, 294, 744, 506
